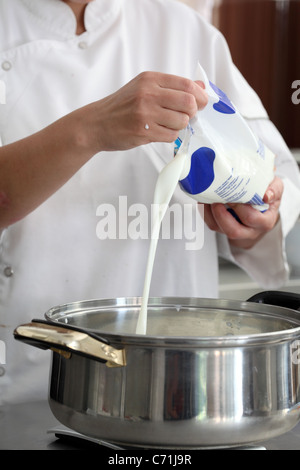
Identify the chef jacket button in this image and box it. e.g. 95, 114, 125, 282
1, 60, 12, 71
4, 266, 13, 277
78, 41, 88, 49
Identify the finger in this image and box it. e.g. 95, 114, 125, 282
155, 107, 190, 131
157, 74, 208, 112
157, 73, 200, 94
195, 80, 205, 90
142, 123, 180, 144
204, 204, 225, 233
194, 80, 208, 109
139, 106, 189, 140
211, 203, 258, 240
158, 89, 199, 118
227, 203, 279, 233
228, 178, 284, 231
263, 176, 284, 204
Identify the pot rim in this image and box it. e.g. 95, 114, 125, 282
44, 296, 300, 349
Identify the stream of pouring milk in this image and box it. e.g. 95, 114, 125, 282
135, 128, 191, 335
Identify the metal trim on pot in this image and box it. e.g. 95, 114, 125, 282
43, 293, 300, 348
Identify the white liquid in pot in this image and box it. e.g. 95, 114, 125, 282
135, 131, 190, 335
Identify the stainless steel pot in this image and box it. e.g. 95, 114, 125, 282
14, 291, 300, 449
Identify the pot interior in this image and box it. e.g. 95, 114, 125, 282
45, 297, 300, 339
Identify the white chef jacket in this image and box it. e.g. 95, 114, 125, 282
0, 0, 300, 405
176, 0, 215, 22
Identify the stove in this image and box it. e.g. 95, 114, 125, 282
47, 426, 266, 450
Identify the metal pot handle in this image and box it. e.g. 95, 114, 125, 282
14, 320, 126, 368
247, 291, 300, 311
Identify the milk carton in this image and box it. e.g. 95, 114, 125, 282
175, 65, 275, 212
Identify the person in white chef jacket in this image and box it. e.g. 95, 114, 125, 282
0, 0, 300, 406
176, 0, 215, 22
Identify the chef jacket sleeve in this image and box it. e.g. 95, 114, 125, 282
217, 118, 300, 289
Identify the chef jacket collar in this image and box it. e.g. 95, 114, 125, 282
20, 0, 121, 37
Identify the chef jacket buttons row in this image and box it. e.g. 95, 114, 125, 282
4, 266, 13, 277
78, 41, 88, 50
1, 60, 12, 71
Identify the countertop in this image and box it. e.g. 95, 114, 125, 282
1, 400, 300, 451
219, 260, 300, 301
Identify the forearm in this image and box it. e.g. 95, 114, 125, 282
0, 105, 99, 229
0, 71, 208, 229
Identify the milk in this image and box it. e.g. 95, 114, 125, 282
135, 128, 191, 335
135, 65, 275, 335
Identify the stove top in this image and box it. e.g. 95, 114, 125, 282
47, 426, 266, 450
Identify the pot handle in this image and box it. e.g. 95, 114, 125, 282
13, 320, 126, 368
247, 291, 300, 311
